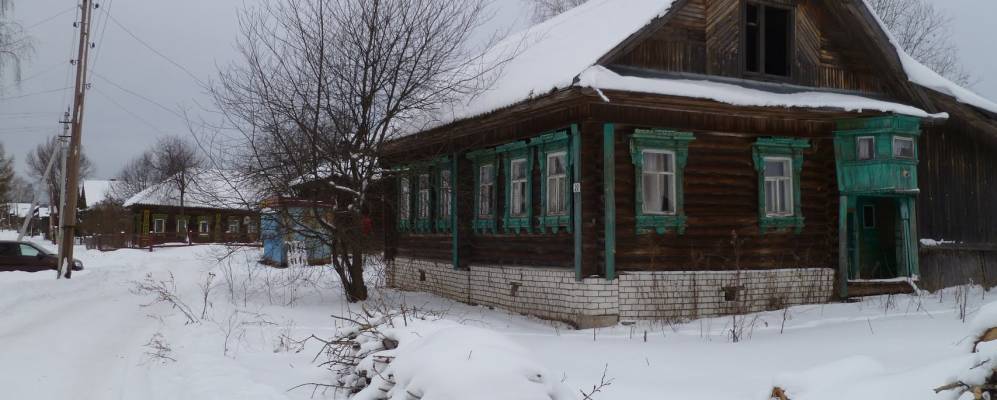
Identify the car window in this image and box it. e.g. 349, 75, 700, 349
0, 243, 17, 256
19, 244, 40, 257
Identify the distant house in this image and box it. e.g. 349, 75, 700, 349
79, 180, 118, 209
124, 169, 262, 245
260, 198, 335, 267
383, 0, 997, 327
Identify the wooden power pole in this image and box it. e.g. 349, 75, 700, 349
57, 0, 95, 279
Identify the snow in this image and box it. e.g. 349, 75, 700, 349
862, 0, 997, 116
439, 0, 676, 124
4, 203, 50, 218
577, 66, 944, 118
921, 238, 957, 247
82, 180, 116, 205
3, 228, 997, 399
123, 169, 261, 210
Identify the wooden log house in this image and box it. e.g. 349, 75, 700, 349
382, 0, 997, 328
124, 169, 261, 246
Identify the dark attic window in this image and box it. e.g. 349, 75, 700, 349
744, 2, 792, 77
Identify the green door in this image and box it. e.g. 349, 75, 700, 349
855, 197, 898, 279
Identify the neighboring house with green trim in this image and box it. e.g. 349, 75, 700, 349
381, 0, 997, 328
124, 169, 261, 246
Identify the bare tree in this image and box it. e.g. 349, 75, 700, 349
112, 150, 159, 202
150, 136, 203, 242
868, 0, 972, 85
0, 0, 32, 84
528, 0, 585, 23
210, 0, 502, 302
25, 135, 94, 212
0, 142, 14, 204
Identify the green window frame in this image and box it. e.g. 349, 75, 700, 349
467, 149, 498, 234
397, 174, 414, 232
533, 131, 573, 233
752, 137, 810, 233
414, 172, 433, 233
434, 158, 453, 233
497, 141, 533, 234
629, 129, 695, 235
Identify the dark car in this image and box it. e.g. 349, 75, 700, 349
0, 241, 84, 273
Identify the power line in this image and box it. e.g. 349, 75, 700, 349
91, 86, 167, 135
0, 60, 69, 92
0, 87, 74, 103
103, 11, 207, 87
87, 0, 114, 81
20, 6, 79, 31
92, 71, 185, 120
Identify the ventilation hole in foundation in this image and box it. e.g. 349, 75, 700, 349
510, 282, 522, 298
723, 286, 740, 302
418, 270, 426, 282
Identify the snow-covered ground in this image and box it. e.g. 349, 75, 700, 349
0, 230, 993, 399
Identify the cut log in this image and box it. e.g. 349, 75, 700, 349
770, 387, 790, 400
974, 327, 997, 352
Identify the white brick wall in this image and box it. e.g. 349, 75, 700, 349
389, 257, 834, 327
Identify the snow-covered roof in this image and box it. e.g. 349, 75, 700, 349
433, 0, 995, 128
579, 66, 939, 118
441, 0, 677, 124
4, 203, 50, 218
81, 180, 115, 206
861, 0, 997, 116
123, 169, 261, 211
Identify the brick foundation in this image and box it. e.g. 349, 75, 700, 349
389, 257, 834, 328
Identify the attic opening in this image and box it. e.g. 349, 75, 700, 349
744, 2, 793, 78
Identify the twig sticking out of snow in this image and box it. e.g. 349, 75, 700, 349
579, 364, 614, 400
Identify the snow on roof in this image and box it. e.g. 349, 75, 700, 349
82, 180, 115, 205
439, 0, 676, 124
123, 169, 261, 211
4, 203, 49, 218
578, 66, 942, 118
861, 0, 997, 116
430, 0, 994, 130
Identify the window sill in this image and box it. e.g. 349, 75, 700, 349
537, 215, 571, 234
760, 215, 805, 234
434, 219, 452, 233
636, 214, 687, 235
414, 219, 434, 234
473, 218, 497, 234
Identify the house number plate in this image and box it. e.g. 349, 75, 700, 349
573, 183, 581, 193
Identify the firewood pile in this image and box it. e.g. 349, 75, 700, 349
931, 327, 997, 400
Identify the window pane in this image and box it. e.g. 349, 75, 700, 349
894, 137, 914, 158
857, 137, 875, 160
419, 174, 429, 187
764, 6, 790, 77
549, 154, 566, 176
643, 152, 674, 173
512, 182, 527, 217
511, 159, 527, 180
746, 4, 760, 73
778, 179, 792, 213
764, 159, 789, 177
19, 244, 39, 257
765, 180, 777, 214
643, 173, 663, 213
481, 165, 494, 184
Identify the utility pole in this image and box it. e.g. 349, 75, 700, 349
55, 112, 71, 276
57, 0, 95, 279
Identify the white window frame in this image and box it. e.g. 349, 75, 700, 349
510, 158, 529, 218
417, 174, 431, 220
546, 151, 568, 216
893, 136, 915, 159
763, 157, 794, 217
641, 149, 677, 216
439, 169, 451, 219
856, 136, 876, 161
153, 218, 166, 233
478, 164, 495, 218
399, 177, 411, 221
227, 218, 240, 234
198, 218, 210, 234
176, 217, 188, 233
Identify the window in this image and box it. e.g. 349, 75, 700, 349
467, 149, 498, 234
177, 217, 188, 233
228, 218, 240, 234
478, 164, 495, 217
745, 3, 792, 77
857, 136, 876, 161
246, 221, 258, 234
893, 136, 915, 159
546, 152, 568, 216
418, 174, 431, 220
399, 177, 411, 230
439, 170, 451, 220
0, 243, 17, 256
198, 217, 210, 234
153, 217, 166, 233
642, 151, 676, 215
19, 244, 40, 257
763, 158, 794, 217
863, 204, 877, 229
753, 137, 810, 233
510, 159, 528, 217
630, 129, 695, 235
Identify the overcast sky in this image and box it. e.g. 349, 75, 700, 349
0, 0, 994, 179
